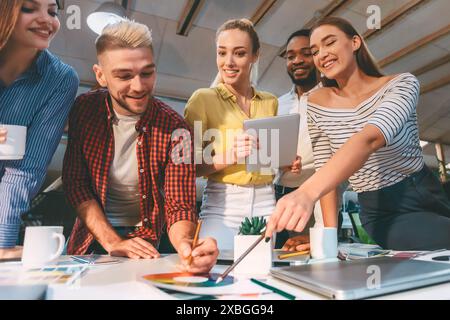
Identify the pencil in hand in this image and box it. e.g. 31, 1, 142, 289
216, 233, 265, 284
188, 220, 202, 266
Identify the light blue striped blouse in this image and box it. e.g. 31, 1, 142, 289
0, 49, 79, 248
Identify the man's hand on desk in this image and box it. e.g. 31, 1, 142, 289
282, 235, 310, 252
108, 237, 160, 259
281, 156, 302, 174
177, 237, 219, 273
0, 246, 23, 259
0, 127, 8, 144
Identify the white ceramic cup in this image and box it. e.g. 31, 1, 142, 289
22, 226, 65, 269
310, 227, 338, 259
0, 125, 27, 160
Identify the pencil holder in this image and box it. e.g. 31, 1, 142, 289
233, 235, 272, 275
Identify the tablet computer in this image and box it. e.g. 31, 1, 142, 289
243, 114, 300, 173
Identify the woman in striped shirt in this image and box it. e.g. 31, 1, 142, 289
265, 17, 450, 250
0, 0, 79, 259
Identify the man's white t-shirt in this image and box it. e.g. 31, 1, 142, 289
105, 110, 141, 227
276, 85, 323, 227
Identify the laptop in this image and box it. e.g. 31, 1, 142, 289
243, 114, 300, 173
270, 257, 450, 299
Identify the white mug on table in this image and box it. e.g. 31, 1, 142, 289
310, 227, 338, 259
22, 226, 65, 269
0, 124, 27, 160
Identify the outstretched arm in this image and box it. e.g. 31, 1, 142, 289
266, 124, 385, 238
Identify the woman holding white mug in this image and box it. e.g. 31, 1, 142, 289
0, 0, 79, 259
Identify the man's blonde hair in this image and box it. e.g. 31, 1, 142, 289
95, 19, 153, 55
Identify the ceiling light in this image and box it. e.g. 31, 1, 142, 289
87, 2, 127, 35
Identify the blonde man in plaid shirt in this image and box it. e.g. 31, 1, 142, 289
63, 20, 218, 273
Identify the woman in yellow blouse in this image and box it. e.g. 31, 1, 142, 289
185, 19, 285, 251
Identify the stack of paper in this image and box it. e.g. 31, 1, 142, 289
0, 263, 87, 286
0, 262, 88, 300
338, 243, 390, 259
47, 281, 175, 300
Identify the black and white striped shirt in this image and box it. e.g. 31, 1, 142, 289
307, 73, 424, 193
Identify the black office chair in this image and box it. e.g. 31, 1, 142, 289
346, 205, 377, 245
443, 180, 450, 200
19, 178, 77, 245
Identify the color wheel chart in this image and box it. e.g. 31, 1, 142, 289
142, 272, 234, 287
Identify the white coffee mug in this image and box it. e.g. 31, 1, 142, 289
0, 124, 27, 160
310, 227, 338, 259
22, 226, 65, 269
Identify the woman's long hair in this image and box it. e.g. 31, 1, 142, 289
0, 0, 23, 52
310, 16, 384, 87
210, 18, 260, 88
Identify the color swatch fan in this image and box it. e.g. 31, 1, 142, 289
141, 272, 243, 295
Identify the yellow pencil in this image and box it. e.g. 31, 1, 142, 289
278, 250, 310, 260
188, 220, 202, 266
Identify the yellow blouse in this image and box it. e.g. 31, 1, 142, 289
184, 83, 278, 185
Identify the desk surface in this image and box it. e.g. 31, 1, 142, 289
41, 254, 450, 300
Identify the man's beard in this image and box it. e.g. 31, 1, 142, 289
288, 69, 317, 87
111, 93, 149, 116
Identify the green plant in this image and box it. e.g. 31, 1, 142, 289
238, 217, 266, 235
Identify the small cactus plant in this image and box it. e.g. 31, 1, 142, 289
238, 216, 266, 235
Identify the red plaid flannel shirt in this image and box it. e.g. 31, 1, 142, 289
63, 89, 196, 255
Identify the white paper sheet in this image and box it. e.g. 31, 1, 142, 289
46, 281, 175, 300
414, 250, 450, 264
